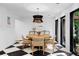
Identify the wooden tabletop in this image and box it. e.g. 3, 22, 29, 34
28, 34, 51, 38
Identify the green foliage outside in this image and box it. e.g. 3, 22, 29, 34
73, 10, 79, 44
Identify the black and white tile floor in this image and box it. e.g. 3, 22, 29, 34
0, 42, 75, 56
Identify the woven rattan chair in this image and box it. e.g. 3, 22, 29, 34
32, 37, 45, 55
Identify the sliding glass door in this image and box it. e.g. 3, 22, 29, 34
70, 8, 79, 55
60, 16, 66, 47
55, 20, 58, 42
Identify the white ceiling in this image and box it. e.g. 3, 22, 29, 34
0, 3, 73, 21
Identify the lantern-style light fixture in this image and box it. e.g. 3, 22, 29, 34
33, 8, 43, 23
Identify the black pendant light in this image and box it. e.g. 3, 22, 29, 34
33, 8, 43, 23
33, 15, 43, 23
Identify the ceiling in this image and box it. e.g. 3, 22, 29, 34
0, 3, 73, 21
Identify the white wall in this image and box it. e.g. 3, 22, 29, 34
15, 20, 31, 40
54, 3, 79, 52
0, 6, 16, 51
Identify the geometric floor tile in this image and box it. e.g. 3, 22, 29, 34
13, 44, 23, 47
45, 48, 57, 53
47, 54, 54, 56
7, 50, 28, 56
0, 50, 5, 55
52, 53, 67, 56
0, 54, 8, 56
30, 50, 50, 56
3, 47, 20, 53
71, 54, 76, 56
53, 50, 72, 56
6, 45, 15, 49
23, 48, 37, 53
47, 53, 67, 56
14, 42, 19, 44
23, 54, 33, 56
17, 46, 30, 49
0, 42, 75, 56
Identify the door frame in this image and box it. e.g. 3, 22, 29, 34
70, 8, 79, 55
60, 16, 65, 47
55, 19, 58, 42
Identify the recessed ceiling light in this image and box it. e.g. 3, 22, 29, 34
25, 4, 48, 12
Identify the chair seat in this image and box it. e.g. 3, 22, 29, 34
32, 42, 44, 46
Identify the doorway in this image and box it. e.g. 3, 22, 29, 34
60, 16, 66, 47
55, 19, 58, 42
70, 8, 79, 55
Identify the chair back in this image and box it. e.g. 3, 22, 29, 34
32, 38, 44, 46
29, 31, 35, 35
22, 35, 32, 44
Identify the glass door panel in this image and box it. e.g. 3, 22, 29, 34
73, 10, 79, 55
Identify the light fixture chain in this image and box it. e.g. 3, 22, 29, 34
37, 8, 39, 15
